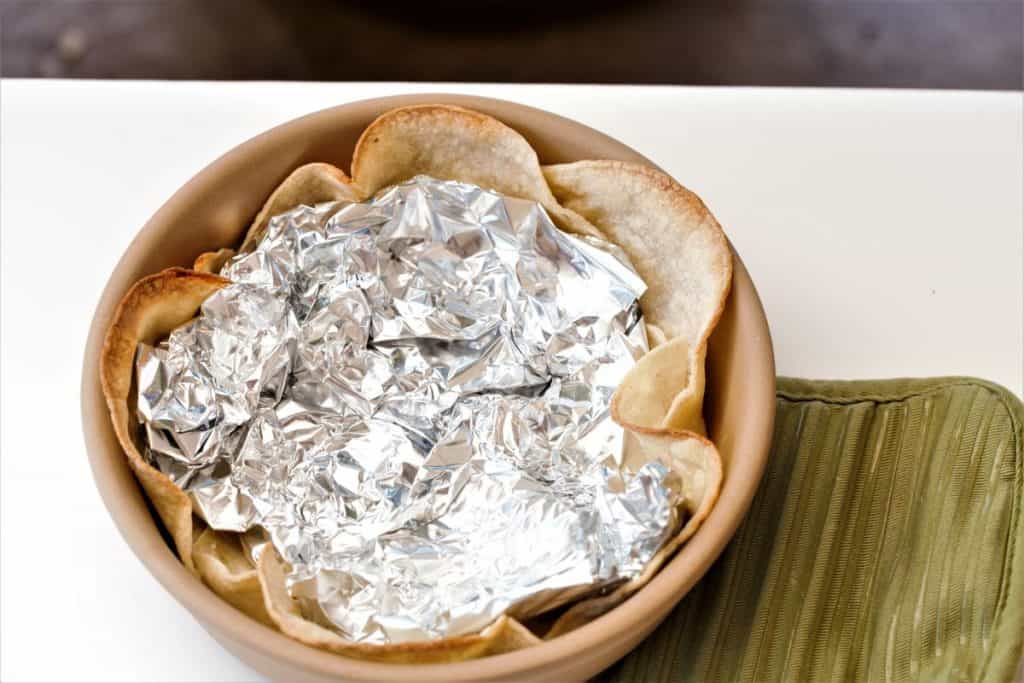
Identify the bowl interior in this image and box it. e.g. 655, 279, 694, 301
81, 94, 776, 682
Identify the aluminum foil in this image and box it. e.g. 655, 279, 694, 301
136, 176, 680, 643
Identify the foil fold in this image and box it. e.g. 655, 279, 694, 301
135, 176, 679, 643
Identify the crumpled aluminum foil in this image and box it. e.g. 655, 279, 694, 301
136, 176, 680, 643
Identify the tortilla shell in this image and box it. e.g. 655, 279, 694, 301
613, 335, 709, 434
352, 104, 604, 240
193, 248, 236, 274
543, 160, 731, 346
645, 322, 668, 349
100, 268, 229, 570
102, 104, 734, 661
193, 527, 273, 626
239, 163, 361, 253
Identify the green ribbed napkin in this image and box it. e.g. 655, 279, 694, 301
602, 378, 1024, 682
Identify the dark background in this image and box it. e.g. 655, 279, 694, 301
1, 0, 1022, 89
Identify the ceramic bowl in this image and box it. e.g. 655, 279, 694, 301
81, 94, 776, 682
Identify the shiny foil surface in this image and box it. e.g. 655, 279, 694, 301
135, 176, 680, 643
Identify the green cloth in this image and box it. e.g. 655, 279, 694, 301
602, 377, 1024, 682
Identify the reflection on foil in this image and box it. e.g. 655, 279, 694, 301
136, 176, 679, 643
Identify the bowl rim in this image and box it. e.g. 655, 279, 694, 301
80, 93, 776, 681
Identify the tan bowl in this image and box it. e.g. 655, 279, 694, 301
80, 94, 776, 682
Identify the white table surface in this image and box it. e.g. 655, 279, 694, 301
1, 80, 1021, 683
